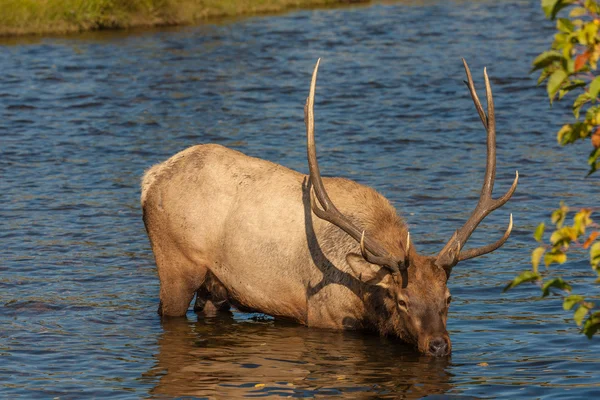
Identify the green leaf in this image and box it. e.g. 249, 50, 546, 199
565, 57, 575, 75
587, 0, 600, 15
562, 79, 586, 91
564, 294, 585, 310
550, 226, 576, 247
591, 241, 600, 270
531, 50, 564, 72
573, 209, 592, 236
557, 124, 574, 144
557, 18, 575, 32
503, 271, 541, 292
550, 229, 563, 245
551, 202, 569, 227
542, 0, 561, 18
554, 31, 568, 48
589, 76, 600, 99
558, 88, 568, 100
573, 92, 591, 119
541, 277, 572, 297
544, 249, 567, 267
542, 0, 575, 20
580, 20, 599, 46
574, 305, 589, 326
589, 147, 600, 166
582, 311, 600, 338
532, 246, 546, 274
537, 68, 553, 85
557, 122, 591, 145
584, 105, 600, 122
551, 0, 576, 19
569, 6, 588, 17
534, 223, 546, 242
547, 69, 568, 101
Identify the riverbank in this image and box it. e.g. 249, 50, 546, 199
0, 0, 370, 37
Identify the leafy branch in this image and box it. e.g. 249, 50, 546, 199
506, 0, 600, 338
534, 0, 600, 174
505, 204, 600, 337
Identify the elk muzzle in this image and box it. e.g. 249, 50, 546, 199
423, 335, 451, 357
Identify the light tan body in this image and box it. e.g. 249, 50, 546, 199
142, 143, 407, 330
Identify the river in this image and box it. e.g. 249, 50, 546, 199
1, 0, 599, 398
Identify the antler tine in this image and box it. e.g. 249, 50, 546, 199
462, 58, 487, 129
304, 59, 403, 273
482, 66, 496, 196
458, 214, 513, 261
305, 58, 328, 210
436, 60, 518, 270
305, 59, 357, 234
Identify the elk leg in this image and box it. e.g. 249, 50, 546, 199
209, 280, 231, 312
158, 275, 197, 317
150, 239, 207, 317
193, 285, 210, 312
194, 271, 231, 313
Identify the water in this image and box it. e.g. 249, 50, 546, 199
1, 0, 599, 398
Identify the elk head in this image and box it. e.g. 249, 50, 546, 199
304, 59, 518, 356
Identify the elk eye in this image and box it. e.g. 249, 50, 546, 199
398, 299, 408, 309
446, 296, 452, 306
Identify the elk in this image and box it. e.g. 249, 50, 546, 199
141, 59, 518, 356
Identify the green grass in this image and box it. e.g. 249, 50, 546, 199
0, 0, 369, 36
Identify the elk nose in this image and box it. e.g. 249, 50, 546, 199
428, 337, 449, 357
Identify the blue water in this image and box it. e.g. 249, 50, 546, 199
1, 0, 599, 398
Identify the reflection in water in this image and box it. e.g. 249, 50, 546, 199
146, 313, 452, 399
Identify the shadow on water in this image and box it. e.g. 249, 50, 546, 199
143, 312, 453, 399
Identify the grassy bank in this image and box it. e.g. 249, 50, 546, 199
0, 0, 370, 36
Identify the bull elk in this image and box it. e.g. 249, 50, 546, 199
141, 59, 518, 356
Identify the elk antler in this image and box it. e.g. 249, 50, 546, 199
435, 59, 519, 271
304, 59, 408, 274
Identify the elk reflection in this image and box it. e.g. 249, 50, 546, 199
144, 311, 453, 399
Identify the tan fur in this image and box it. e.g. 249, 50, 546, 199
142, 144, 452, 355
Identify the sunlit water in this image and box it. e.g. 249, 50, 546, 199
1, 0, 599, 398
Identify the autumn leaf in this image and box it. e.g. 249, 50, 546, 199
575, 51, 590, 71
592, 128, 600, 149
583, 231, 600, 249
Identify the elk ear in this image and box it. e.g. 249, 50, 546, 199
346, 253, 392, 287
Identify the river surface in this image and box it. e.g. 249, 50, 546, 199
1, 0, 599, 398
